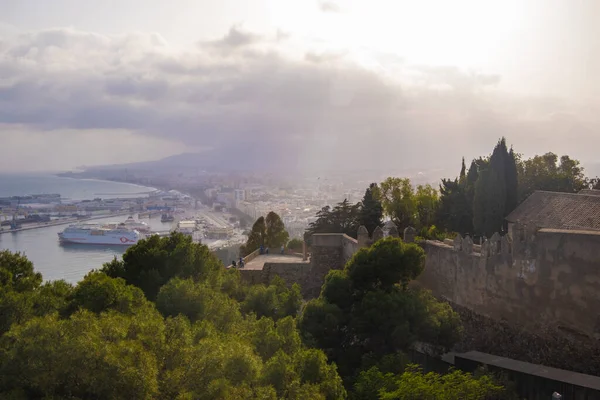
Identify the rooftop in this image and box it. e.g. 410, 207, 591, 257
506, 190, 600, 231
242, 254, 308, 270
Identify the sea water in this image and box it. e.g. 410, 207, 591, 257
0, 173, 170, 283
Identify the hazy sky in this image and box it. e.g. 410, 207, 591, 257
1, 0, 599, 174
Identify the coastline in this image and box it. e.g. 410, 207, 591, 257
54, 174, 158, 194
0, 211, 133, 235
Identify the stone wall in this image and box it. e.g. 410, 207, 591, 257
451, 301, 600, 376
240, 261, 312, 294
417, 229, 600, 341
238, 234, 358, 298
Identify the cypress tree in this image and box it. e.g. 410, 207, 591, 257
505, 147, 519, 217
358, 183, 384, 235
472, 138, 509, 237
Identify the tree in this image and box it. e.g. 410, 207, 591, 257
354, 365, 506, 400
156, 278, 242, 332
505, 148, 519, 220
241, 276, 303, 321
299, 237, 462, 382
0, 250, 42, 292
0, 251, 347, 400
436, 178, 471, 235
415, 184, 439, 229
101, 232, 223, 301
241, 216, 267, 256
287, 238, 304, 252
305, 200, 361, 244
517, 152, 587, 202
472, 138, 509, 237
379, 178, 417, 231
265, 212, 290, 248
358, 183, 384, 235
67, 271, 150, 316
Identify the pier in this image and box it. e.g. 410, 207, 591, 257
0, 211, 132, 235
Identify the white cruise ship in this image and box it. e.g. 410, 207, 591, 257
58, 223, 142, 245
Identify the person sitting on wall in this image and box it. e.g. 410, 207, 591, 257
231, 260, 237, 268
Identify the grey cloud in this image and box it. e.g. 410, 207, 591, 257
413, 65, 501, 91
305, 51, 347, 63
0, 25, 592, 173
318, 1, 342, 13
203, 25, 262, 49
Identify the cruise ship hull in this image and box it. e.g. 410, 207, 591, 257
58, 225, 142, 246
58, 235, 139, 245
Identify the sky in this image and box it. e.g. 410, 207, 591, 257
1, 0, 599, 175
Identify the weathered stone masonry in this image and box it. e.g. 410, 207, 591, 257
239, 221, 600, 374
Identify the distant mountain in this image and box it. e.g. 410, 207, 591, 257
84, 152, 211, 172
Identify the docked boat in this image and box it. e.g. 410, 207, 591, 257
58, 223, 142, 245
120, 216, 151, 233
161, 213, 174, 223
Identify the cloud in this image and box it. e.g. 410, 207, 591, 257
203, 25, 262, 48
0, 25, 596, 173
318, 0, 342, 13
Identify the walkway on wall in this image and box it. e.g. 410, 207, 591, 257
241, 254, 308, 270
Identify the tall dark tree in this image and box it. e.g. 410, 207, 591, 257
504, 147, 519, 229
305, 200, 361, 244
459, 157, 466, 182
436, 159, 476, 235
358, 183, 383, 235
472, 138, 509, 237
264, 211, 289, 248
436, 178, 471, 235
240, 216, 267, 256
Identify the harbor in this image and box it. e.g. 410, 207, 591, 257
0, 185, 250, 283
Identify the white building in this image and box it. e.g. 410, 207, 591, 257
234, 189, 246, 201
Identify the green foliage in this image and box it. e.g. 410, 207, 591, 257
0, 251, 74, 335
379, 178, 440, 232
353, 365, 504, 400
415, 185, 439, 230
0, 249, 346, 399
287, 238, 304, 252
383, 366, 503, 400
517, 152, 587, 202
359, 183, 384, 235
379, 178, 418, 231
67, 271, 149, 315
265, 211, 290, 248
0, 250, 42, 292
299, 237, 462, 382
437, 138, 590, 239
436, 177, 472, 236
305, 199, 361, 244
243, 216, 267, 256
472, 138, 510, 237
156, 278, 242, 332
242, 276, 303, 321
101, 232, 222, 301
0, 311, 164, 399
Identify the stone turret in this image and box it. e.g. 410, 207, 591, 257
357, 225, 370, 247
383, 221, 399, 238
372, 226, 384, 242
404, 226, 416, 243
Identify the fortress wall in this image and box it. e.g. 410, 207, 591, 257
417, 230, 600, 340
